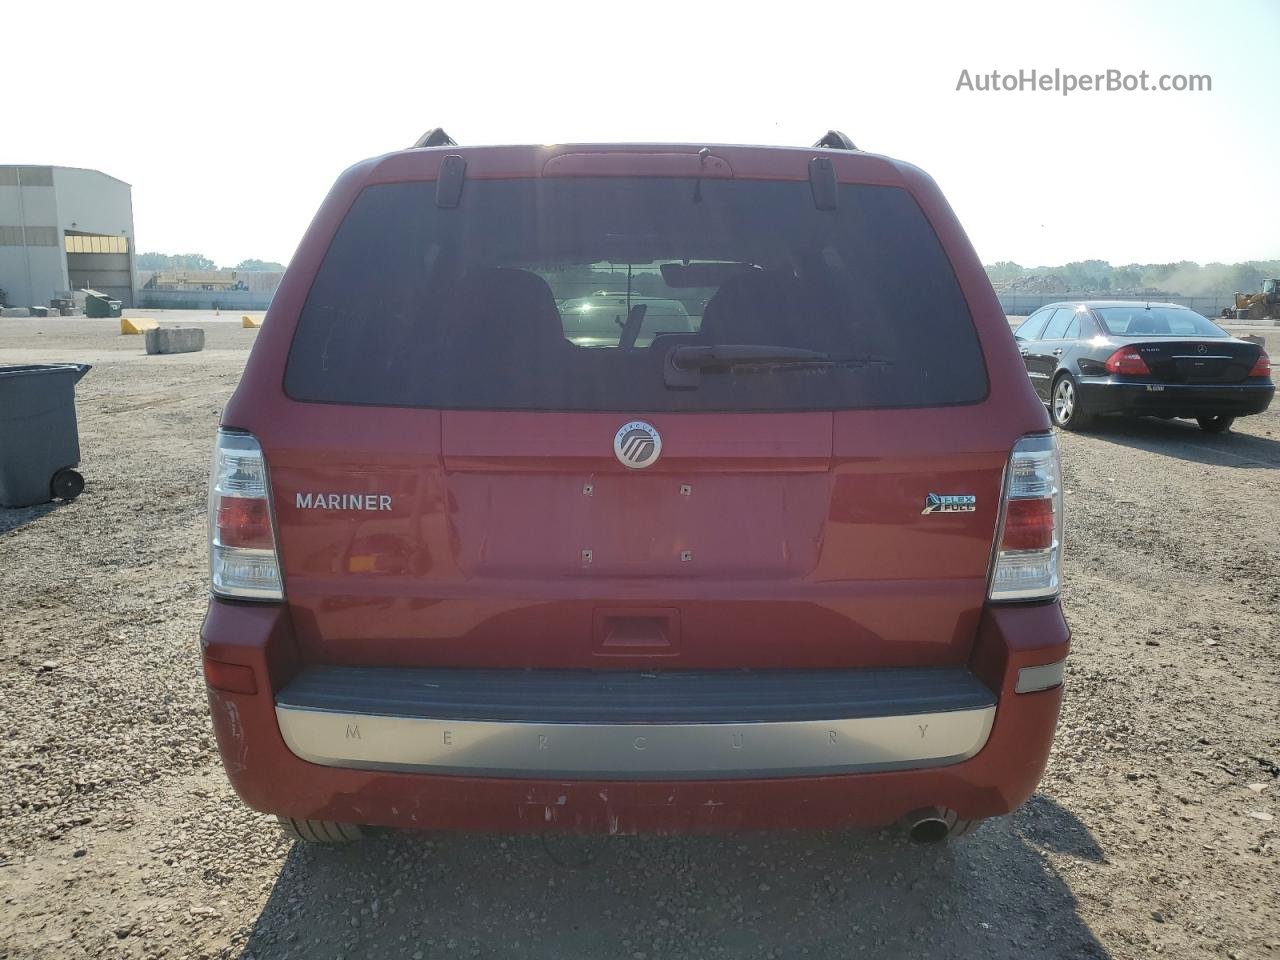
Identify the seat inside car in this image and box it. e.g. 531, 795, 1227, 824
1127, 312, 1170, 335
699, 269, 801, 346
449, 267, 567, 351
438, 267, 573, 402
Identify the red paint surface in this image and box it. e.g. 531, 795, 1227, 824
258, 402, 1020, 670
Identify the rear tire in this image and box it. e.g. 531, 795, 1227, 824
276, 816, 364, 844
1050, 375, 1093, 431
1196, 415, 1234, 434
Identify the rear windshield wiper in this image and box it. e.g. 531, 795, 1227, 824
664, 344, 892, 388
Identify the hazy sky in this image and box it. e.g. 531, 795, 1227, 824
6, 0, 1277, 268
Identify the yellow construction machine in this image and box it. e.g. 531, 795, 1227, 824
1225, 278, 1280, 321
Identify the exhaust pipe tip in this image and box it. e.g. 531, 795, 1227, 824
902, 807, 956, 844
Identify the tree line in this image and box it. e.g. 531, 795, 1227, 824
135, 253, 285, 272
134, 252, 1278, 295
984, 259, 1280, 296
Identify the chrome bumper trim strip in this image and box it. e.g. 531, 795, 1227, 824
275, 705, 996, 780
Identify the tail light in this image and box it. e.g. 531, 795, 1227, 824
989, 434, 1062, 602
1104, 347, 1150, 376
209, 430, 283, 600
1248, 350, 1271, 379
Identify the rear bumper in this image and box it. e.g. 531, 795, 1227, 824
201, 599, 1069, 833
1077, 377, 1274, 417
275, 666, 996, 779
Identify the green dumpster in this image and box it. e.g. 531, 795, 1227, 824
84, 292, 122, 318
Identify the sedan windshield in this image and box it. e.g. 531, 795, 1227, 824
1095, 306, 1228, 338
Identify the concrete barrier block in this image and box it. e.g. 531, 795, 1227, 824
144, 327, 205, 355
30, 306, 50, 317
1, 307, 32, 318
241, 315, 261, 328
121, 317, 160, 335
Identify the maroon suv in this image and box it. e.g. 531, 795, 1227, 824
203, 130, 1069, 844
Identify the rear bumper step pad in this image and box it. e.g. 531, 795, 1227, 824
275, 666, 996, 780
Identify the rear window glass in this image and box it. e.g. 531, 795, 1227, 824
1041, 308, 1076, 340
1096, 306, 1227, 338
285, 178, 988, 411
1015, 309, 1053, 341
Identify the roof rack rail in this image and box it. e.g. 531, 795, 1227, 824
412, 128, 457, 149
812, 130, 858, 151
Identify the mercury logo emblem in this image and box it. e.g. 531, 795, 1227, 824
613, 421, 662, 469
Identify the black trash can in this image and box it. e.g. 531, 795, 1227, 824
0, 363, 92, 508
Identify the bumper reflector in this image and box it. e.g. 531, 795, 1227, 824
204, 658, 258, 695
1015, 660, 1065, 694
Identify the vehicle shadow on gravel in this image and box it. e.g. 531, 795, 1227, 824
237, 795, 1109, 959
0, 502, 61, 535
1083, 417, 1280, 469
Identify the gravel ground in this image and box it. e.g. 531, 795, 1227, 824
1, 318, 1277, 960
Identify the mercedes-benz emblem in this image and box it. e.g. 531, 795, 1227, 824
613, 421, 662, 469
1197, 344, 1207, 354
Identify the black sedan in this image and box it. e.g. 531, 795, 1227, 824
1013, 301, 1274, 433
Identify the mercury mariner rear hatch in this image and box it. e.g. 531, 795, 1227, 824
239, 148, 1028, 673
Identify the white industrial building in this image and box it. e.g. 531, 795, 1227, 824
0, 165, 137, 309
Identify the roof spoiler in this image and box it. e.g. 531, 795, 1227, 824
812, 130, 857, 151
413, 129, 856, 151
411, 128, 457, 149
